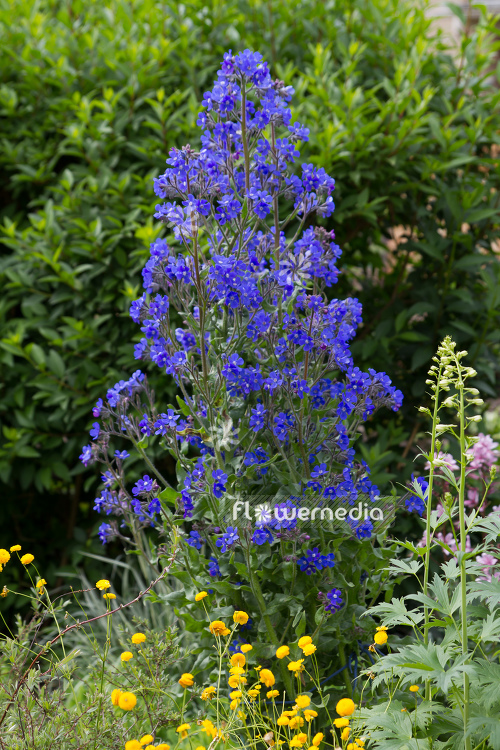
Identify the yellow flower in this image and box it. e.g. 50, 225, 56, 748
140, 736, 154, 746
376, 625, 388, 631
9, 545, 21, 552
298, 636, 312, 650
131, 632, 146, 644
287, 659, 305, 674
302, 643, 317, 656
230, 698, 240, 710
229, 665, 245, 675
95, 579, 110, 590
336, 698, 355, 717
347, 745, 356, 750
0, 550, 11, 565
289, 717, 305, 729
20, 554, 34, 565
176, 723, 190, 739
111, 688, 122, 706
277, 715, 290, 726
368, 644, 376, 653
276, 645, 290, 659
195, 591, 208, 601
209, 620, 230, 636
267, 689, 280, 698
228, 674, 247, 688
201, 686, 216, 700
295, 695, 311, 709
290, 733, 308, 748
125, 741, 142, 750
230, 653, 246, 667
230, 689, 242, 699
195, 747, 206, 750
156, 745, 170, 750
374, 631, 388, 646
103, 592, 116, 600
312, 733, 324, 747
1, 587, 7, 598
178, 673, 194, 688
241, 644, 252, 653
259, 668, 275, 687
233, 610, 249, 625
355, 740, 365, 747
304, 709, 318, 722
118, 692, 137, 710
201, 719, 216, 738
341, 727, 351, 741
121, 651, 133, 662
248, 688, 260, 699
36, 578, 47, 592
333, 718, 350, 728
237, 711, 247, 721
409, 685, 420, 693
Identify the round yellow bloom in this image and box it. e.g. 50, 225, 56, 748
10, 545, 21, 552
302, 643, 317, 656
121, 651, 133, 662
347, 744, 356, 750
287, 659, 305, 674
95, 579, 110, 590
277, 715, 290, 726
298, 636, 312, 649
36, 578, 47, 590
195, 591, 208, 601
276, 645, 290, 659
409, 685, 420, 693
336, 698, 355, 717
267, 689, 280, 698
248, 688, 260, 699
103, 592, 116, 600
140, 736, 154, 746
376, 625, 388, 631
201, 686, 216, 700
111, 688, 122, 706
201, 719, 216, 738
20, 554, 34, 565
209, 620, 230, 636
289, 716, 305, 729
374, 631, 388, 646
241, 644, 252, 653
156, 745, 171, 750
304, 709, 318, 721
118, 692, 137, 710
333, 717, 350, 728
341, 727, 351, 741
259, 668, 275, 687
0, 550, 11, 565
178, 673, 194, 688
1, 587, 7, 598
233, 610, 249, 625
290, 733, 308, 748
230, 653, 246, 668
195, 747, 206, 750
295, 695, 311, 709
355, 740, 365, 747
125, 741, 142, 750
228, 674, 247, 688
176, 723, 190, 738
312, 733, 324, 747
131, 632, 146, 644
229, 665, 245, 675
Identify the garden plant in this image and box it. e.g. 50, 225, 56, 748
1, 6, 500, 750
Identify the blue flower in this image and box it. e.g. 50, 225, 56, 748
208, 556, 221, 577
325, 588, 343, 614
89, 422, 100, 439
216, 526, 239, 553
98, 522, 113, 545
252, 527, 273, 545
187, 530, 203, 550
212, 469, 228, 499
79, 445, 92, 467
114, 450, 130, 460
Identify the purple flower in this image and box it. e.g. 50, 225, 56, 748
187, 530, 203, 550
325, 588, 343, 614
79, 445, 92, 467
98, 522, 113, 545
208, 556, 221, 577
216, 526, 239, 553
89, 422, 100, 439
252, 527, 273, 545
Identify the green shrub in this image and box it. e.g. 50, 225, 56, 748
0, 0, 499, 564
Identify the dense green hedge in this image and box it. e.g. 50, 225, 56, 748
1, 0, 499, 569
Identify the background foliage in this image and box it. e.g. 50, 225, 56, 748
1, 0, 499, 584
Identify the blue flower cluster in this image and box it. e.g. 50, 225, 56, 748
405, 475, 429, 516
324, 588, 343, 614
80, 49, 404, 581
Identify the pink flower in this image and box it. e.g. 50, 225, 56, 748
464, 487, 479, 508
466, 433, 499, 471
476, 552, 500, 582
